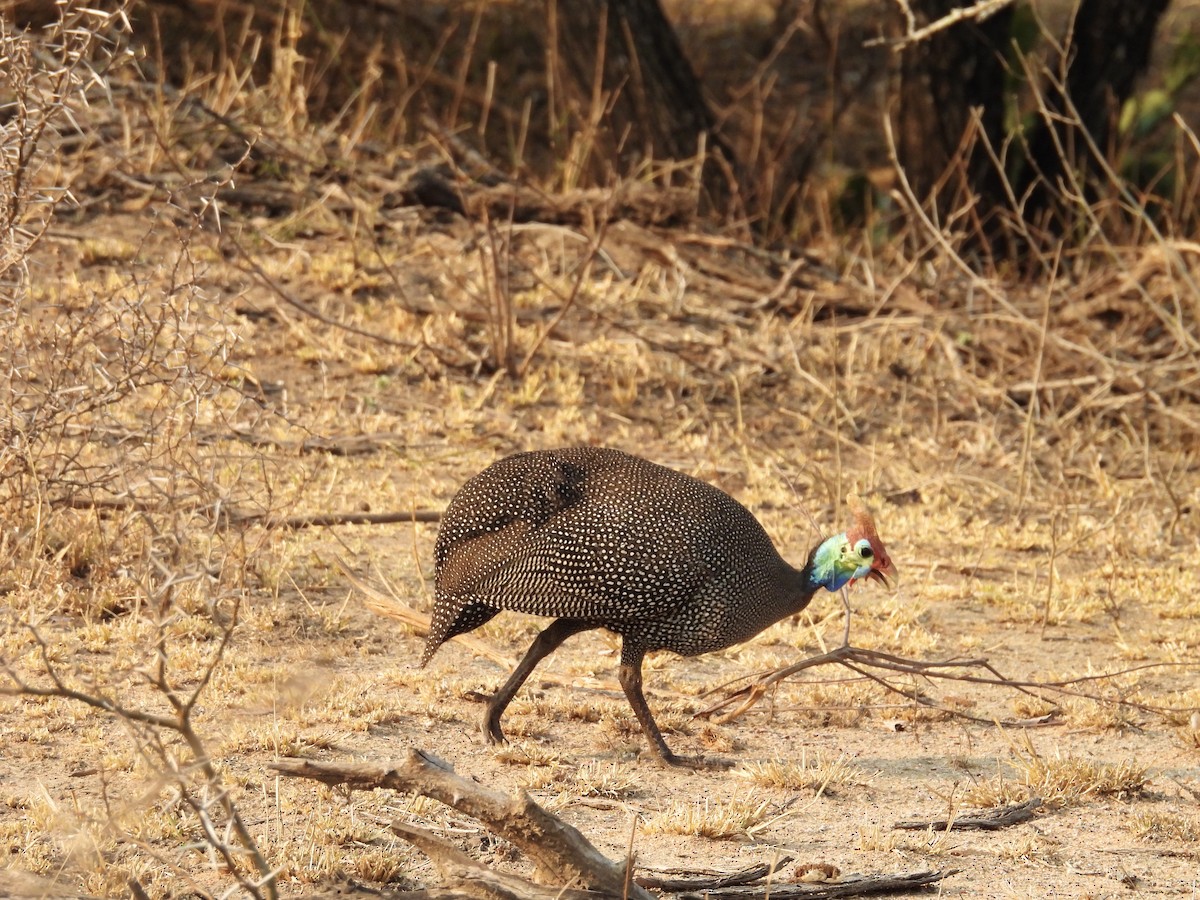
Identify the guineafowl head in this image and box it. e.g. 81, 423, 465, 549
808, 494, 897, 592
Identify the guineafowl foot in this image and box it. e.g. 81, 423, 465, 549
659, 751, 734, 771
483, 714, 507, 746
481, 618, 597, 749
618, 660, 733, 770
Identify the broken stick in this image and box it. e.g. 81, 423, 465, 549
272, 750, 653, 900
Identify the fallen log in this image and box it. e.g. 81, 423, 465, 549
894, 797, 1043, 831
275, 751, 958, 900
272, 750, 652, 900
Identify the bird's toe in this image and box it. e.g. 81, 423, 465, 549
482, 714, 508, 745
659, 751, 734, 771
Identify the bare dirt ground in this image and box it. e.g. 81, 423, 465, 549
4, 198, 1199, 899
3, 5, 1200, 898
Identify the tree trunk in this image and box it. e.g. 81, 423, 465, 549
894, 0, 1016, 230
547, 0, 737, 210
1019, 0, 1172, 228
895, 0, 1171, 253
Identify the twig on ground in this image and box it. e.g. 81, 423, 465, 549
636, 857, 794, 891
670, 869, 958, 899
696, 645, 1199, 726
894, 797, 1043, 831
276, 753, 958, 900
50, 493, 442, 528
231, 509, 442, 528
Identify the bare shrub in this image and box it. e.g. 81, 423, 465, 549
0, 6, 130, 292
1, 5, 282, 895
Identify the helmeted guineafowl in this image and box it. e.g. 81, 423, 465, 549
422, 447, 897, 767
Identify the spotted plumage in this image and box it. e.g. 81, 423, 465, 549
423, 447, 896, 767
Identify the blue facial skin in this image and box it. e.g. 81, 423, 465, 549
809, 534, 873, 592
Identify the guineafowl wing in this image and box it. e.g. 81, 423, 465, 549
437, 491, 749, 623
433, 446, 786, 625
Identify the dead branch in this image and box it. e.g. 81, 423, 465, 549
630, 859, 958, 898
229, 509, 442, 528
398, 165, 695, 228
869, 0, 1015, 48
696, 644, 1200, 726
894, 797, 1043, 831
635, 857, 794, 891
50, 493, 442, 529
303, 892, 475, 900
277, 754, 956, 900
390, 822, 600, 900
200, 428, 415, 457
671, 869, 958, 899
296, 869, 959, 900
272, 751, 654, 900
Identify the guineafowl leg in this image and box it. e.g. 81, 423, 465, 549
484, 618, 596, 745
618, 653, 733, 770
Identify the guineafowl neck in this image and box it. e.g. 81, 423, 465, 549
779, 558, 820, 613
746, 556, 821, 633
707, 557, 820, 653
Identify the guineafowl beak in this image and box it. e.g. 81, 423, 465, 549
867, 559, 898, 588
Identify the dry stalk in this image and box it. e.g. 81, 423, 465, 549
1040, 511, 1063, 633
561, 6, 613, 192
517, 198, 616, 377
1016, 258, 1057, 513
877, 0, 1016, 48
448, 1, 486, 130
482, 207, 519, 376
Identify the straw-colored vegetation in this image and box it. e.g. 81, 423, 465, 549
736, 751, 871, 794
2, 0, 1199, 897
1129, 810, 1200, 843
964, 735, 1150, 808
641, 796, 780, 839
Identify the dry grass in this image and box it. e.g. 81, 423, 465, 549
492, 741, 565, 768
993, 832, 1064, 864
735, 751, 870, 795
1, 0, 1199, 897
573, 760, 642, 799
1128, 810, 1200, 843
965, 734, 1150, 809
641, 796, 780, 839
